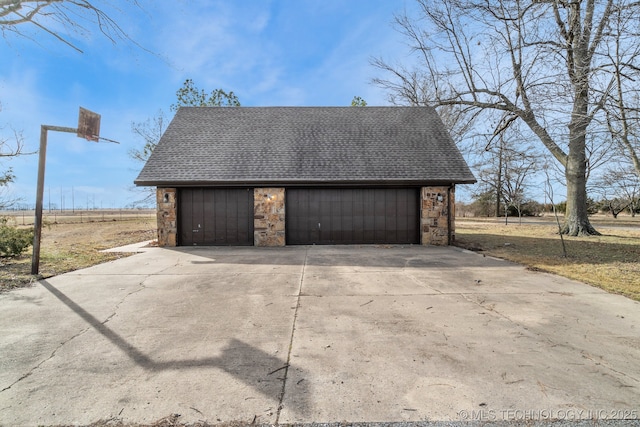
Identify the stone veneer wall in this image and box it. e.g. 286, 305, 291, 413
254, 188, 286, 246
156, 188, 177, 247
421, 186, 455, 246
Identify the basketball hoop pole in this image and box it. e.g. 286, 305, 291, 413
32, 107, 103, 275
31, 125, 80, 275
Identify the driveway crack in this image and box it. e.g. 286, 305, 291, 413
103, 278, 149, 325
0, 277, 149, 394
0, 324, 92, 393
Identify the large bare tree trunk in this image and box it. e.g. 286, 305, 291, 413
564, 154, 599, 235
563, 83, 600, 236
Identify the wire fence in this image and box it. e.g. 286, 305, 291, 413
0, 209, 156, 227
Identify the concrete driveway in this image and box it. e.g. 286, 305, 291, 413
1, 245, 639, 426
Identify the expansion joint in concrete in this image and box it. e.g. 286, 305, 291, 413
274, 247, 307, 424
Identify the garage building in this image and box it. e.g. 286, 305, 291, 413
134, 106, 476, 247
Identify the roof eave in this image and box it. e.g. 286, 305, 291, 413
134, 178, 477, 187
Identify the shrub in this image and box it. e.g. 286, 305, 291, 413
0, 218, 34, 257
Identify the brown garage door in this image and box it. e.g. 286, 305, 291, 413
179, 188, 254, 246
286, 188, 419, 245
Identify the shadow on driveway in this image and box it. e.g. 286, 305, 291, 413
39, 279, 309, 417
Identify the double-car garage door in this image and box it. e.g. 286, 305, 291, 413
178, 188, 419, 246
286, 188, 419, 244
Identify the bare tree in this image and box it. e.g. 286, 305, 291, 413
0, 0, 142, 53
603, 4, 640, 179
129, 109, 168, 164
0, 108, 27, 208
131, 81, 241, 204
128, 109, 167, 204
593, 164, 640, 217
475, 126, 539, 222
132, 80, 242, 166
373, 0, 640, 236
500, 148, 537, 224
371, 57, 479, 150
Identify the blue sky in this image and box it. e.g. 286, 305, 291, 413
0, 0, 433, 209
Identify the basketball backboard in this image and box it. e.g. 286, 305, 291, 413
77, 107, 101, 142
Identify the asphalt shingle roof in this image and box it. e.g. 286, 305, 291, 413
134, 106, 476, 187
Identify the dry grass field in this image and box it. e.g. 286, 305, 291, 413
0, 210, 156, 291
455, 216, 640, 301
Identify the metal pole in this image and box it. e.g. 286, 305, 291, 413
31, 125, 48, 275
31, 125, 78, 275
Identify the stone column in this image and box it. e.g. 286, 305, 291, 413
420, 186, 454, 246
254, 188, 286, 246
156, 188, 177, 247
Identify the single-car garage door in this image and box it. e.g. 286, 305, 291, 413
286, 188, 419, 245
179, 188, 254, 246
